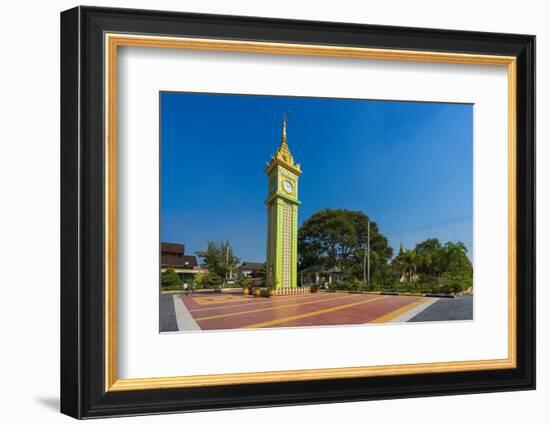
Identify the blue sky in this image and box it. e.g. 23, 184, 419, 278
161, 92, 473, 262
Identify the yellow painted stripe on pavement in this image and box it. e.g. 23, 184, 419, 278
191, 296, 251, 306
241, 296, 387, 329
195, 293, 363, 322
189, 293, 315, 313
369, 297, 428, 323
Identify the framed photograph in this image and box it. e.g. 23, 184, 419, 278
60, 6, 535, 419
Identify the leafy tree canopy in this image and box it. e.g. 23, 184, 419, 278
415, 238, 442, 254
298, 209, 393, 276
195, 240, 239, 280
411, 238, 471, 277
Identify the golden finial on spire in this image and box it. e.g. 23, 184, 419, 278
276, 111, 294, 164
281, 111, 289, 141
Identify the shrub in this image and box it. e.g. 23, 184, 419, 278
328, 281, 353, 291
434, 273, 471, 294
366, 282, 381, 292
161, 268, 181, 289
206, 273, 222, 288
193, 271, 208, 289
237, 276, 251, 289
351, 278, 366, 291
192, 272, 224, 289
372, 267, 400, 289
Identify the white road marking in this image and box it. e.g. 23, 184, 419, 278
173, 295, 201, 331
389, 297, 439, 322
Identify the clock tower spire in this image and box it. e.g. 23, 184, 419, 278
273, 111, 299, 168
265, 112, 301, 292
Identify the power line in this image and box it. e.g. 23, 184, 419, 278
385, 216, 473, 236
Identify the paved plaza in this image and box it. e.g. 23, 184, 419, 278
159, 291, 473, 332
408, 295, 473, 322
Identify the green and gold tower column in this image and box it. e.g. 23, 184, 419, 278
265, 114, 301, 291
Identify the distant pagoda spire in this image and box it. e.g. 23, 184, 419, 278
398, 239, 405, 256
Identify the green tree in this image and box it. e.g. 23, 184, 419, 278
414, 238, 440, 276
195, 240, 239, 284
161, 267, 181, 289
442, 241, 469, 270
401, 238, 473, 293
207, 273, 223, 288
415, 238, 442, 254
402, 250, 418, 283
196, 241, 221, 272
298, 209, 393, 278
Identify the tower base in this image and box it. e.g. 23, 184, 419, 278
274, 287, 311, 296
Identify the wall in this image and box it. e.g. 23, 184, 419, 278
0, 0, 545, 424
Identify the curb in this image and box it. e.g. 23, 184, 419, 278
321, 289, 457, 298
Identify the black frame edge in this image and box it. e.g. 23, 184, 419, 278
515, 35, 536, 392
60, 6, 82, 419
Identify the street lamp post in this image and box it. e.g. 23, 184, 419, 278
363, 220, 371, 286
367, 220, 371, 283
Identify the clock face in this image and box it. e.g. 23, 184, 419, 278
282, 180, 293, 194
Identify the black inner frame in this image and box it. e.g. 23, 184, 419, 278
60, 6, 535, 419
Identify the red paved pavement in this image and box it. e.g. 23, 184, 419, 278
179, 291, 426, 330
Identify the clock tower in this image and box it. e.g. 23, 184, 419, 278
265, 113, 301, 291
